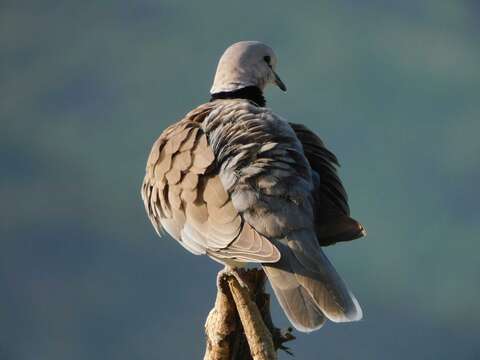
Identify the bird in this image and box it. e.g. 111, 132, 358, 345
141, 41, 366, 332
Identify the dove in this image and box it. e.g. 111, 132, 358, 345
141, 41, 366, 332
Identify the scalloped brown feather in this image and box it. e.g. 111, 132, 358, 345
141, 102, 280, 262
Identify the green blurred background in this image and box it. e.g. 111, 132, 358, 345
2, 1, 479, 359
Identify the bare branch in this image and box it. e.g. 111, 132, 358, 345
204, 268, 295, 360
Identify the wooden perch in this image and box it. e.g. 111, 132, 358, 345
204, 268, 295, 360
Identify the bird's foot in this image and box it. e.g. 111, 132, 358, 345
217, 266, 248, 291
272, 326, 296, 355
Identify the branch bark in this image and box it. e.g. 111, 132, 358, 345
204, 281, 237, 360
204, 268, 295, 360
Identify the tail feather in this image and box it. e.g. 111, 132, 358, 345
263, 229, 362, 332
263, 263, 326, 332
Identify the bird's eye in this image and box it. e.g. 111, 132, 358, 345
263, 55, 271, 64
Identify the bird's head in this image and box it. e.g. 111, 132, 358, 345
210, 41, 286, 95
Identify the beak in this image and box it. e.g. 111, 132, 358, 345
273, 71, 287, 91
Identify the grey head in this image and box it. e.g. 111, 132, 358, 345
210, 41, 286, 95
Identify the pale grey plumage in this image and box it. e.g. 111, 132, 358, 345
211, 41, 281, 94
141, 41, 364, 332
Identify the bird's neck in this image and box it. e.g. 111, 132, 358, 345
210, 86, 266, 107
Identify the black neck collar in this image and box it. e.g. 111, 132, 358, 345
210, 86, 265, 107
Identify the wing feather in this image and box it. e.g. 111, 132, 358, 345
141, 101, 280, 262
289, 122, 366, 246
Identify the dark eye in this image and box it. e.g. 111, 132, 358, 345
263, 55, 271, 64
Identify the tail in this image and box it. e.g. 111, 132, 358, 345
262, 229, 362, 332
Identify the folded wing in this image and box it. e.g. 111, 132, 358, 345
141, 102, 280, 263
289, 123, 366, 246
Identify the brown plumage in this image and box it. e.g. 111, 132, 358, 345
141, 41, 365, 332
141, 102, 281, 262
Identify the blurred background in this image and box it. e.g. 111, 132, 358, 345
2, 1, 480, 359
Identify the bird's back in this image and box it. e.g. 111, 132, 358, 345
141, 99, 285, 262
